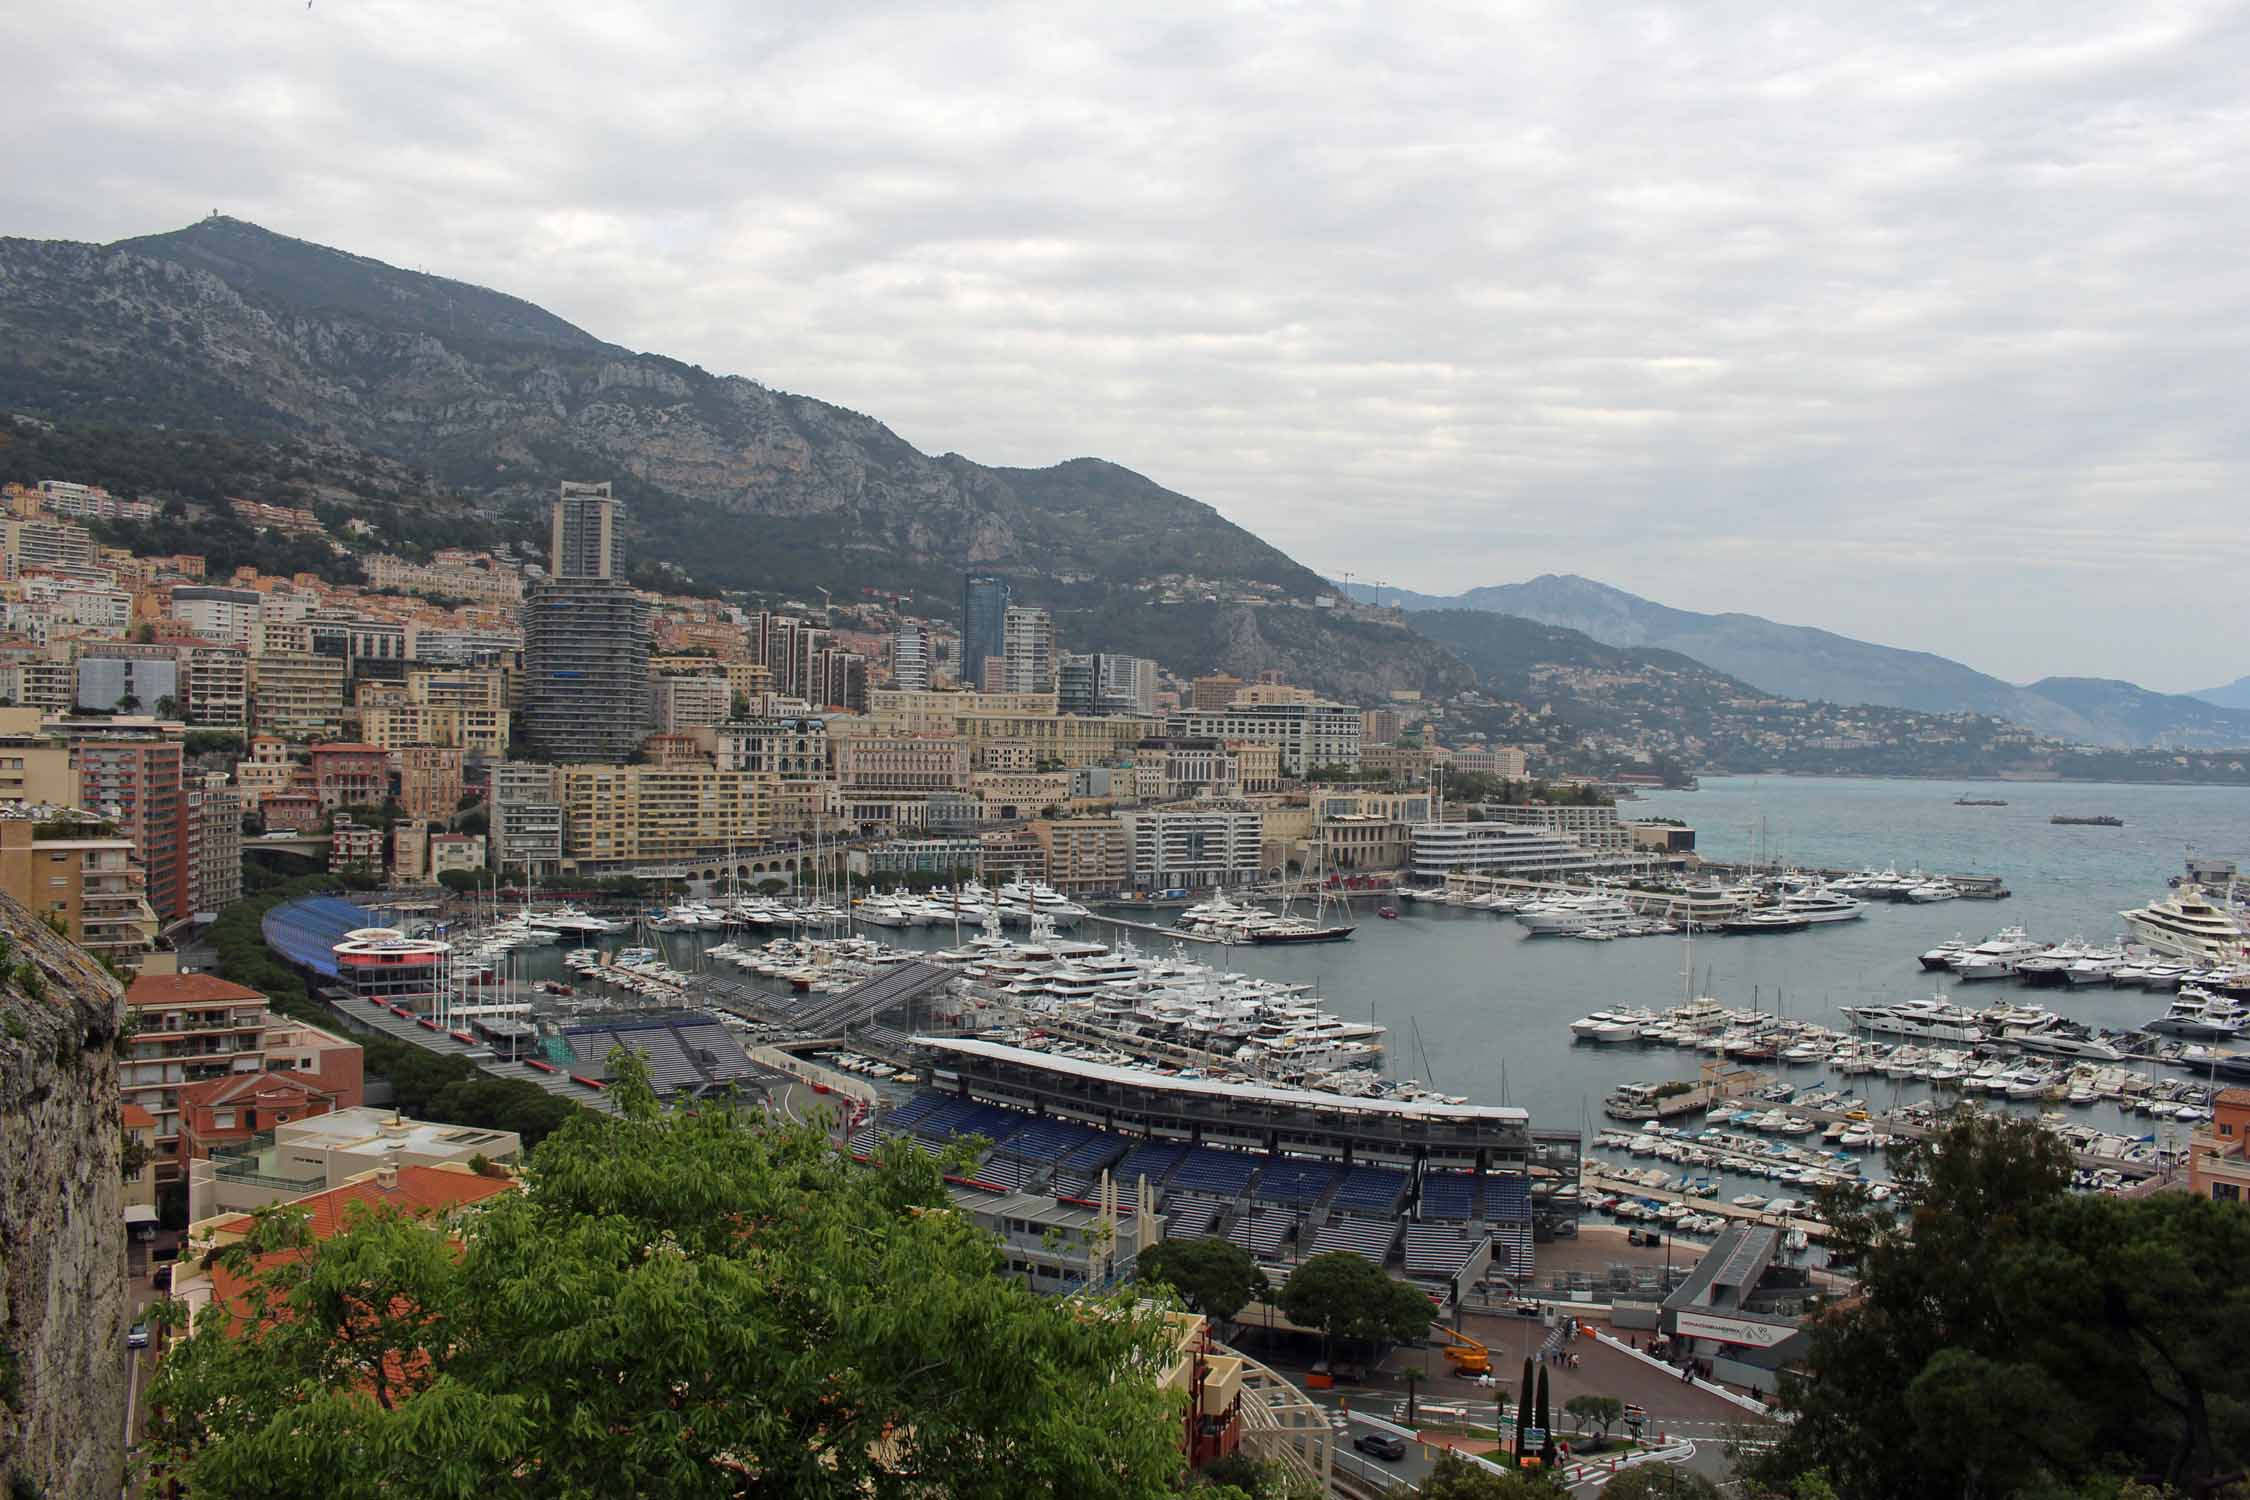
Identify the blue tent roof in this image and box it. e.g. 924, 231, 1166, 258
260, 896, 378, 977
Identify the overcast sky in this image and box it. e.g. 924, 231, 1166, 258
11, 1, 2250, 690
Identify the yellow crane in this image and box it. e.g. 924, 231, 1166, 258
1435, 1324, 1490, 1376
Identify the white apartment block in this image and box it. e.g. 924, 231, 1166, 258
1000, 606, 1055, 694
1119, 803, 1266, 892
1168, 700, 1362, 777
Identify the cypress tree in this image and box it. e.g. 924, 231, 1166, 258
1514, 1355, 1534, 1466
1535, 1365, 1553, 1465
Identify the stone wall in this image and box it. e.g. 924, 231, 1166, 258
0, 895, 128, 1499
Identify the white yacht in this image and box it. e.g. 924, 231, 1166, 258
996, 880, 1090, 928
524, 904, 622, 937
1570, 1007, 1656, 1043
1519, 894, 1636, 935
1947, 928, 2049, 982
1781, 887, 1864, 924
1837, 994, 1985, 1044
1980, 1003, 2124, 1061
2120, 886, 2250, 966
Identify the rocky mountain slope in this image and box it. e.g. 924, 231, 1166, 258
0, 900, 129, 1500
1350, 574, 2250, 749
0, 217, 1324, 608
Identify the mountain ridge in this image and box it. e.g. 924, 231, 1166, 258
0, 217, 1475, 700
1345, 573, 2250, 750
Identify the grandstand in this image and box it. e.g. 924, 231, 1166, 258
564, 1013, 762, 1098
1311, 1215, 1402, 1265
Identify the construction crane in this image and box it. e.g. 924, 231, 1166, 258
1435, 1324, 1490, 1375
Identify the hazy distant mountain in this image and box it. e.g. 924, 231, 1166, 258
1345, 574, 2250, 750
0, 216, 1476, 699
2193, 676, 2250, 711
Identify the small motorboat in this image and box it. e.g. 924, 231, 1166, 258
1378, 907, 1399, 920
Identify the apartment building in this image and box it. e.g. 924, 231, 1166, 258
170, 584, 264, 648
1359, 743, 1434, 782
999, 606, 1056, 694
972, 770, 1073, 822
489, 761, 563, 877
359, 698, 509, 755
186, 773, 243, 918
393, 817, 429, 882
309, 742, 391, 812
251, 652, 348, 740
122, 971, 273, 1174
0, 813, 158, 964
959, 573, 1009, 689
391, 743, 465, 822
75, 736, 187, 925
330, 817, 384, 873
1189, 674, 1245, 711
892, 622, 931, 691
0, 710, 77, 804
520, 577, 652, 762
428, 832, 486, 879
233, 735, 297, 804
177, 1070, 352, 1179
75, 645, 180, 714
0, 648, 73, 714
183, 1109, 517, 1227
1119, 803, 1266, 892
1031, 816, 1130, 895
1, 516, 99, 573
365, 550, 524, 605
555, 765, 773, 868
652, 670, 732, 732
1169, 700, 1362, 777
181, 645, 250, 730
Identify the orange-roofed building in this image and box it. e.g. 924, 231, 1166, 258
122, 970, 272, 1173
122, 1101, 159, 1219
176, 1069, 346, 1176
184, 1162, 519, 1336
2189, 1087, 2250, 1206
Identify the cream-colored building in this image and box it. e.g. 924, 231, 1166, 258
0, 708, 78, 804
0, 813, 158, 965
556, 764, 776, 868
181, 645, 250, 730
250, 652, 347, 740
1031, 816, 1129, 895
837, 736, 973, 794
973, 769, 1074, 821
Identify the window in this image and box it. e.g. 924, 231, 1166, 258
212, 1110, 235, 1129
2215, 1183, 2241, 1202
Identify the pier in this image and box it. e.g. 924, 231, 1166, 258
1582, 1168, 1837, 1244
1079, 911, 1228, 944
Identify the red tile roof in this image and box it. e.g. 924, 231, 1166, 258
179, 1069, 332, 1109
121, 1101, 157, 1128
125, 972, 266, 1007
213, 1165, 515, 1240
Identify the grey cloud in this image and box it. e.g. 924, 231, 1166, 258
8, 0, 2250, 688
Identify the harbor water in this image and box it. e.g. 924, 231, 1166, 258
522, 775, 2250, 1205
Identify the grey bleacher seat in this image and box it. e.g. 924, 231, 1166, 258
1228, 1210, 1293, 1258
1163, 1200, 1223, 1241
1311, 1214, 1401, 1265
1255, 1157, 1344, 1208
1402, 1224, 1481, 1280
1419, 1171, 1480, 1221
974, 1156, 1030, 1191
1114, 1141, 1187, 1189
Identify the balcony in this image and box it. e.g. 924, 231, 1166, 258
208, 1133, 325, 1193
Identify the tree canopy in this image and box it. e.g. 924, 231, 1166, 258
144, 1056, 1190, 1498
1563, 1394, 1623, 1439
1136, 1238, 1270, 1326
1748, 1110, 2250, 1500
1420, 1451, 1568, 1498
1276, 1252, 1432, 1357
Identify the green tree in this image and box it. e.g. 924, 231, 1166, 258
436, 868, 485, 893
144, 1054, 1188, 1498
1535, 1365, 1552, 1465
1136, 1237, 1270, 1326
1277, 1252, 1432, 1361
1563, 1394, 1623, 1439
1422, 1450, 1568, 1498
1746, 1110, 2250, 1500
1601, 1468, 1721, 1499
